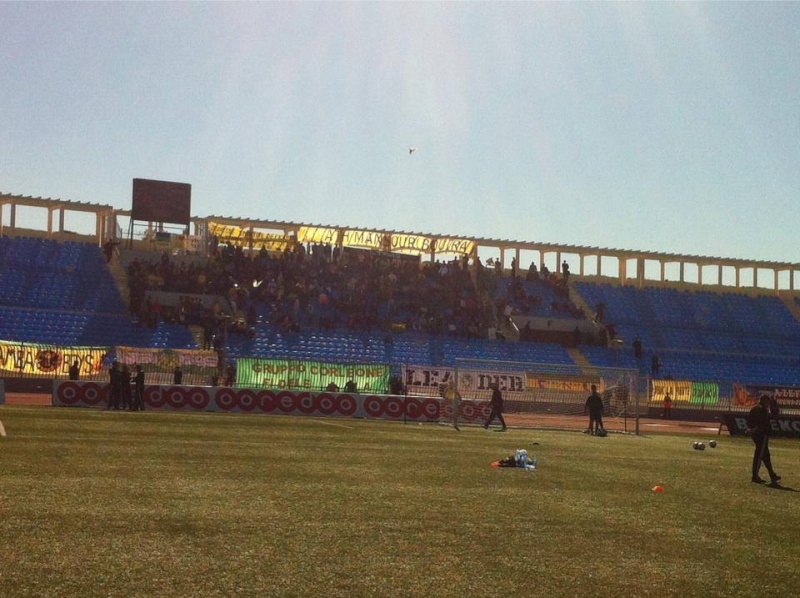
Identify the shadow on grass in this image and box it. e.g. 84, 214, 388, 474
767, 483, 799, 493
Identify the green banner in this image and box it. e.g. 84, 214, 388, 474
236, 358, 391, 393
690, 381, 718, 405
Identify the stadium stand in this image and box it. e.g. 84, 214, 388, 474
3, 223, 800, 401
574, 281, 800, 386
0, 236, 196, 349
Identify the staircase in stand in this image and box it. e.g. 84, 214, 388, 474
106, 253, 131, 312
567, 347, 594, 373
778, 291, 800, 325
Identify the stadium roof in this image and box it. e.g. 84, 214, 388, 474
2, 191, 798, 289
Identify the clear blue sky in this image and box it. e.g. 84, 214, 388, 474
1, 2, 798, 264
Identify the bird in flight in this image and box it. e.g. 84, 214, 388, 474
408, 147, 417, 154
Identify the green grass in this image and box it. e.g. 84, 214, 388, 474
0, 406, 798, 597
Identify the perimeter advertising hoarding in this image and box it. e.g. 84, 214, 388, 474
721, 413, 800, 438
733, 384, 800, 410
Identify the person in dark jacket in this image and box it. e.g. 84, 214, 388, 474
484, 383, 507, 431
585, 384, 605, 435
120, 365, 132, 410
133, 365, 146, 411
107, 361, 122, 410
746, 394, 781, 485
173, 365, 183, 385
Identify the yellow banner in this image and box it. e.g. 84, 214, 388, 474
526, 375, 603, 393
651, 379, 692, 403
0, 341, 109, 379
209, 222, 292, 251
298, 226, 474, 256
297, 226, 339, 246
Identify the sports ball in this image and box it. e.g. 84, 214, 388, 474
692, 442, 699, 449
596, 429, 607, 437
709, 440, 717, 448
697, 442, 705, 450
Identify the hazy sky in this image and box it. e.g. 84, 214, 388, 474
1, 2, 798, 264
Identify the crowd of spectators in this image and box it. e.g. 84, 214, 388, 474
127, 241, 492, 340
492, 259, 586, 322
125, 241, 590, 345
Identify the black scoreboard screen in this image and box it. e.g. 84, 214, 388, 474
131, 178, 192, 225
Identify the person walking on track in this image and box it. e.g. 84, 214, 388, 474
747, 394, 781, 485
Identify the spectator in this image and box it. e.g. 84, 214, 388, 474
102, 238, 119, 263
632, 337, 643, 360
224, 364, 236, 386
651, 353, 661, 377
389, 375, 404, 395
663, 392, 672, 419
595, 302, 605, 322
526, 261, 539, 282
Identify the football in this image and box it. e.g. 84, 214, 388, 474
709, 440, 717, 448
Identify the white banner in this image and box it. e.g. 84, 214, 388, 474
401, 365, 526, 398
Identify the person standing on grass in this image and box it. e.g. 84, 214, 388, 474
120, 365, 132, 410
746, 394, 781, 485
133, 365, 145, 411
585, 384, 604, 435
107, 360, 122, 410
484, 383, 507, 431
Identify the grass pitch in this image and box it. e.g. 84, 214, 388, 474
0, 406, 798, 597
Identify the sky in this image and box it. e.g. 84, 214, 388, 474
1, 2, 798, 266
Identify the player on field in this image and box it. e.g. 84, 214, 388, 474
746, 394, 781, 485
